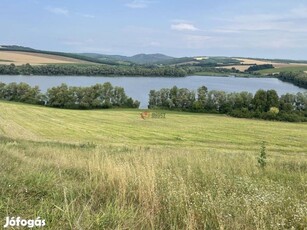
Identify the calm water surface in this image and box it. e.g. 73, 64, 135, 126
0, 75, 305, 108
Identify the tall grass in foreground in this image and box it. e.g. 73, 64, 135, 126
0, 138, 306, 229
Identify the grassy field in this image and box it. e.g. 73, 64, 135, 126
257, 66, 307, 74
0, 51, 88, 65
0, 101, 307, 229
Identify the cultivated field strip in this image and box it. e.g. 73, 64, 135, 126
0, 51, 88, 65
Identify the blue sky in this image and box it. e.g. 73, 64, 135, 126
1, 0, 307, 59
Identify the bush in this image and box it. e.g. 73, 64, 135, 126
245, 64, 274, 72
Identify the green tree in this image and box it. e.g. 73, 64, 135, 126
252, 90, 267, 112
279, 93, 296, 112
46, 84, 75, 108
266, 90, 279, 111
148, 90, 157, 109
197, 86, 208, 111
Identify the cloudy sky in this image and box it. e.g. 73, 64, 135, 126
1, 0, 307, 59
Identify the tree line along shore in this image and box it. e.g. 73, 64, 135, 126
0, 82, 140, 109
0, 81, 306, 122
0, 63, 306, 89
149, 86, 307, 122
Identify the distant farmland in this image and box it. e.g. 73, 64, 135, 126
236, 58, 307, 73
0, 51, 89, 65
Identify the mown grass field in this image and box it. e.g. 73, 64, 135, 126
0, 101, 307, 229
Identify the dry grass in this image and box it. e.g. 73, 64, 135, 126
219, 65, 251, 71
0, 51, 88, 65
1, 134, 306, 229
237, 58, 279, 66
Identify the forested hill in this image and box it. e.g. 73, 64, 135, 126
80, 53, 174, 65
2, 45, 307, 81
0, 45, 175, 65
0, 45, 123, 65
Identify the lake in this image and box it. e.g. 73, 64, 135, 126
0, 75, 305, 108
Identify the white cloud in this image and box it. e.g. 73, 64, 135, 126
171, 23, 199, 32
46, 7, 95, 18
125, 0, 152, 9
46, 7, 69, 16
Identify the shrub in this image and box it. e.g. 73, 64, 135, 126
258, 141, 267, 168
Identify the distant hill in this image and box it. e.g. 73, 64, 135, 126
80, 53, 174, 65
129, 53, 174, 64
79, 53, 131, 65
0, 45, 122, 65
0, 46, 175, 66
0, 45, 36, 51
0, 47, 92, 66
2, 45, 307, 74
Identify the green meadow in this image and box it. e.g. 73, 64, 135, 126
0, 101, 306, 229
257, 66, 307, 74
